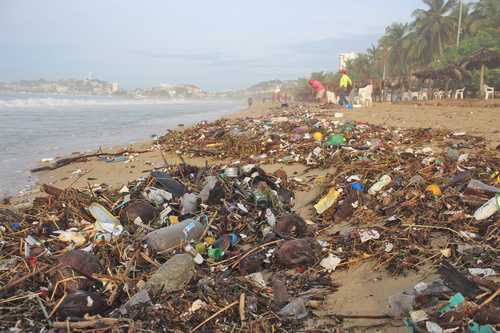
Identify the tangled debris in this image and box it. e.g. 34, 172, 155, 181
1, 104, 499, 332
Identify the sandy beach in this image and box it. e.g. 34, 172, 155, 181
34, 101, 500, 194
4, 101, 491, 331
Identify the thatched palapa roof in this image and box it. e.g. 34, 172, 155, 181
461, 48, 500, 70
413, 64, 471, 81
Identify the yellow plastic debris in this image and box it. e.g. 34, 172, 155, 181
169, 215, 179, 225
313, 132, 323, 141
314, 188, 340, 214
426, 184, 442, 196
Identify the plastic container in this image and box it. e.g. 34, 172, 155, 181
368, 175, 392, 195
252, 191, 269, 208
325, 134, 346, 146
180, 193, 198, 215
145, 218, 204, 252
89, 202, 123, 236
473, 195, 500, 220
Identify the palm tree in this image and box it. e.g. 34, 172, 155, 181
470, 0, 500, 34
379, 23, 409, 78
366, 45, 379, 64
412, 0, 457, 62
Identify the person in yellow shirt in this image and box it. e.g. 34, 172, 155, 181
339, 69, 352, 105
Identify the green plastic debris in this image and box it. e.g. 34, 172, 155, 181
340, 123, 355, 132
438, 293, 465, 314
208, 247, 224, 261
403, 319, 417, 333
326, 134, 346, 146
469, 322, 494, 333
195, 243, 206, 254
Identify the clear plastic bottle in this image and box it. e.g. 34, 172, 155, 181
145, 218, 204, 252
368, 175, 392, 195
473, 195, 500, 220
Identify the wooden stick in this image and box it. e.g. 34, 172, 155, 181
51, 318, 122, 329
479, 288, 500, 309
239, 293, 246, 322
0, 292, 43, 305
329, 313, 392, 319
229, 240, 283, 269
48, 293, 67, 319
191, 301, 238, 332
140, 252, 161, 268
402, 224, 463, 238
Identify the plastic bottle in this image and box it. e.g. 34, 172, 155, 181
466, 179, 500, 194
252, 191, 269, 208
473, 195, 500, 220
145, 218, 204, 252
368, 175, 392, 195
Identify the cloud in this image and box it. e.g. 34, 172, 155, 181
290, 34, 382, 55
129, 49, 223, 62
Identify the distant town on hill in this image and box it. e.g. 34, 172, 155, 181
0, 76, 301, 100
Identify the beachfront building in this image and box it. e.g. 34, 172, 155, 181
339, 52, 358, 71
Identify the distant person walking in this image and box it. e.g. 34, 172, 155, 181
308, 79, 326, 103
339, 69, 352, 105
248, 97, 253, 108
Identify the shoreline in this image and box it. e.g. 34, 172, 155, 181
7, 101, 499, 207
0, 99, 246, 202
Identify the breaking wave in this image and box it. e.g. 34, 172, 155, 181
0, 97, 193, 108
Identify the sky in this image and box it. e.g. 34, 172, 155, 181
0, 0, 425, 90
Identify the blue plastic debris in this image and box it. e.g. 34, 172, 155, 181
438, 293, 465, 314
469, 322, 494, 333
351, 182, 365, 192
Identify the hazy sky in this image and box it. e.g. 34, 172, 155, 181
1, 0, 425, 90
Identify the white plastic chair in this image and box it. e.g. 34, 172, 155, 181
419, 90, 428, 101
484, 85, 494, 100
455, 88, 465, 99
446, 90, 453, 99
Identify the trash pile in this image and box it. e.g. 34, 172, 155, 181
0, 164, 339, 332
159, 105, 488, 167
1, 103, 499, 332
391, 261, 500, 333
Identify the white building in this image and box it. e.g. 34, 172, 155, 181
112, 82, 119, 93
339, 52, 358, 70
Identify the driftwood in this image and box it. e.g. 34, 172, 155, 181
438, 261, 479, 298
51, 318, 122, 329
31, 148, 152, 172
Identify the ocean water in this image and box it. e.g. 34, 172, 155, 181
0, 93, 242, 198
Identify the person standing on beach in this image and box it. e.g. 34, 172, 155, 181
308, 79, 326, 103
339, 69, 352, 105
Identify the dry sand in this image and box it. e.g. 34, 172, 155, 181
25, 101, 499, 332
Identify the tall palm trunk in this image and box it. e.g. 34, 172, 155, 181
438, 33, 443, 57
479, 64, 485, 98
